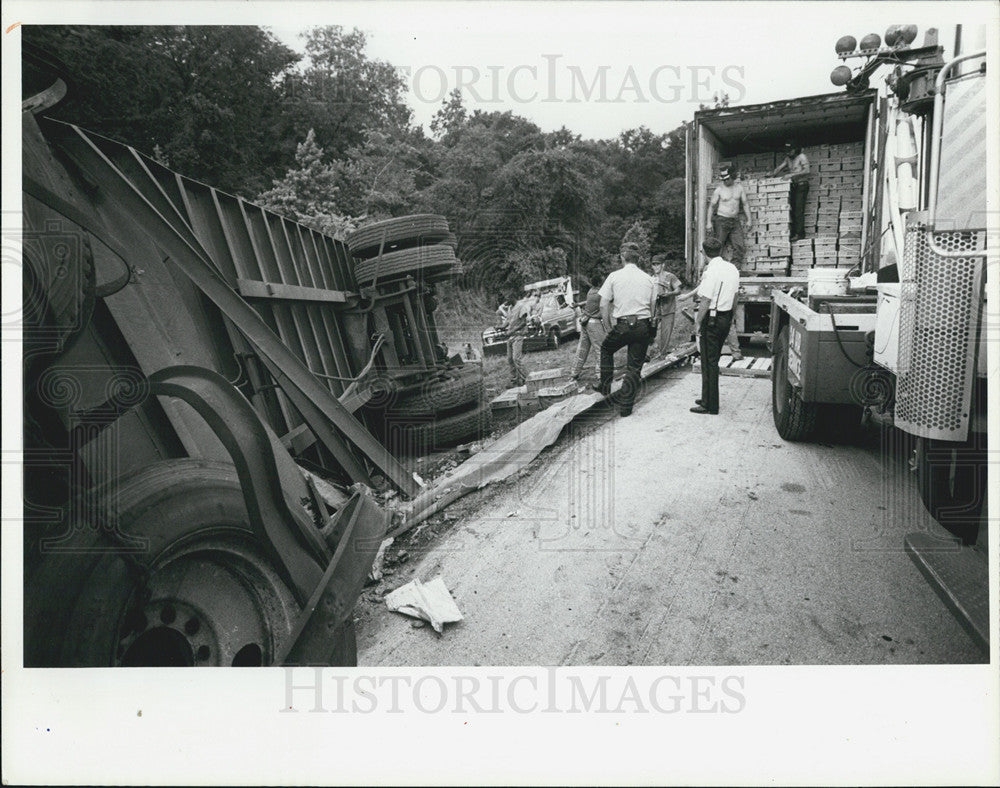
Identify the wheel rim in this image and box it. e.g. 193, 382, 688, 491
113, 532, 300, 667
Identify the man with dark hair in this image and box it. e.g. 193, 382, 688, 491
593, 242, 657, 417
503, 292, 538, 386
773, 141, 811, 242
691, 237, 740, 415
709, 162, 751, 267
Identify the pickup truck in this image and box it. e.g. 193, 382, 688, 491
482, 278, 580, 355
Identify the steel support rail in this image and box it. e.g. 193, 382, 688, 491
44, 119, 421, 497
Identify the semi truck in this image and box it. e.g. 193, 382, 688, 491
20, 44, 489, 667
764, 25, 991, 649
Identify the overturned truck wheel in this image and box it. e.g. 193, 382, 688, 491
23, 459, 356, 668
386, 367, 484, 416
383, 402, 493, 453
347, 214, 450, 259
353, 243, 456, 285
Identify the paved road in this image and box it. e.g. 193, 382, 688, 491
359, 368, 984, 665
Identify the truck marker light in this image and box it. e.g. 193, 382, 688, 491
831, 66, 853, 86
835, 36, 857, 55
860, 33, 882, 52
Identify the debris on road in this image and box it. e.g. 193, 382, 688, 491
367, 537, 395, 584
385, 576, 463, 633
390, 342, 697, 540
299, 466, 350, 511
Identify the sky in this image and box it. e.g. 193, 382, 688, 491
258, 1, 988, 140
9, 1, 994, 141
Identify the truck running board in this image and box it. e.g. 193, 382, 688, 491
904, 532, 989, 655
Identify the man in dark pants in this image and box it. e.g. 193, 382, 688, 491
708, 162, 751, 268
691, 237, 740, 415
773, 141, 811, 242
594, 242, 657, 417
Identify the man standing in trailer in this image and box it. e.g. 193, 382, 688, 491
773, 141, 811, 242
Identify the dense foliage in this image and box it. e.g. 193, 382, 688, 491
25, 24, 695, 288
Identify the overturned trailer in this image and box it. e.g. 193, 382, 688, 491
21, 54, 487, 667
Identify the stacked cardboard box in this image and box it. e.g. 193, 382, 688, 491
812, 234, 839, 266
745, 178, 790, 274
802, 142, 865, 264
790, 238, 814, 277
837, 209, 863, 267
718, 140, 865, 275
729, 151, 777, 179
706, 176, 790, 274
710, 141, 865, 275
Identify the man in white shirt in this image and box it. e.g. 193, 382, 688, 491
691, 237, 740, 415
773, 141, 811, 242
593, 242, 657, 417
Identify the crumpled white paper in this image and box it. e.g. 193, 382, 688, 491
384, 576, 463, 634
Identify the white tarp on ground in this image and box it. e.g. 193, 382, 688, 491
391, 343, 697, 537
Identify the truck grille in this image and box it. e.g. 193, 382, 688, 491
895, 211, 983, 441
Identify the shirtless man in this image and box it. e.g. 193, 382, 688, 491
707, 162, 749, 359
708, 162, 752, 267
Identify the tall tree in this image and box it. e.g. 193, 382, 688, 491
256, 129, 358, 238
25, 26, 300, 195
430, 89, 467, 143
621, 219, 652, 265
469, 147, 610, 289
278, 26, 411, 163
144, 26, 301, 194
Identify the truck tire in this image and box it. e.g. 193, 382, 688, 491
916, 435, 987, 545
387, 402, 493, 452
386, 367, 484, 416
772, 325, 817, 441
347, 214, 450, 258
425, 261, 464, 283
353, 244, 456, 285
24, 459, 356, 668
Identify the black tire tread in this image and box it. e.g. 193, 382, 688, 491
772, 326, 817, 441
388, 403, 493, 451
353, 244, 456, 285
347, 214, 450, 257
385, 367, 484, 416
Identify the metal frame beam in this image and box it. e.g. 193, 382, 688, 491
42, 119, 421, 497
